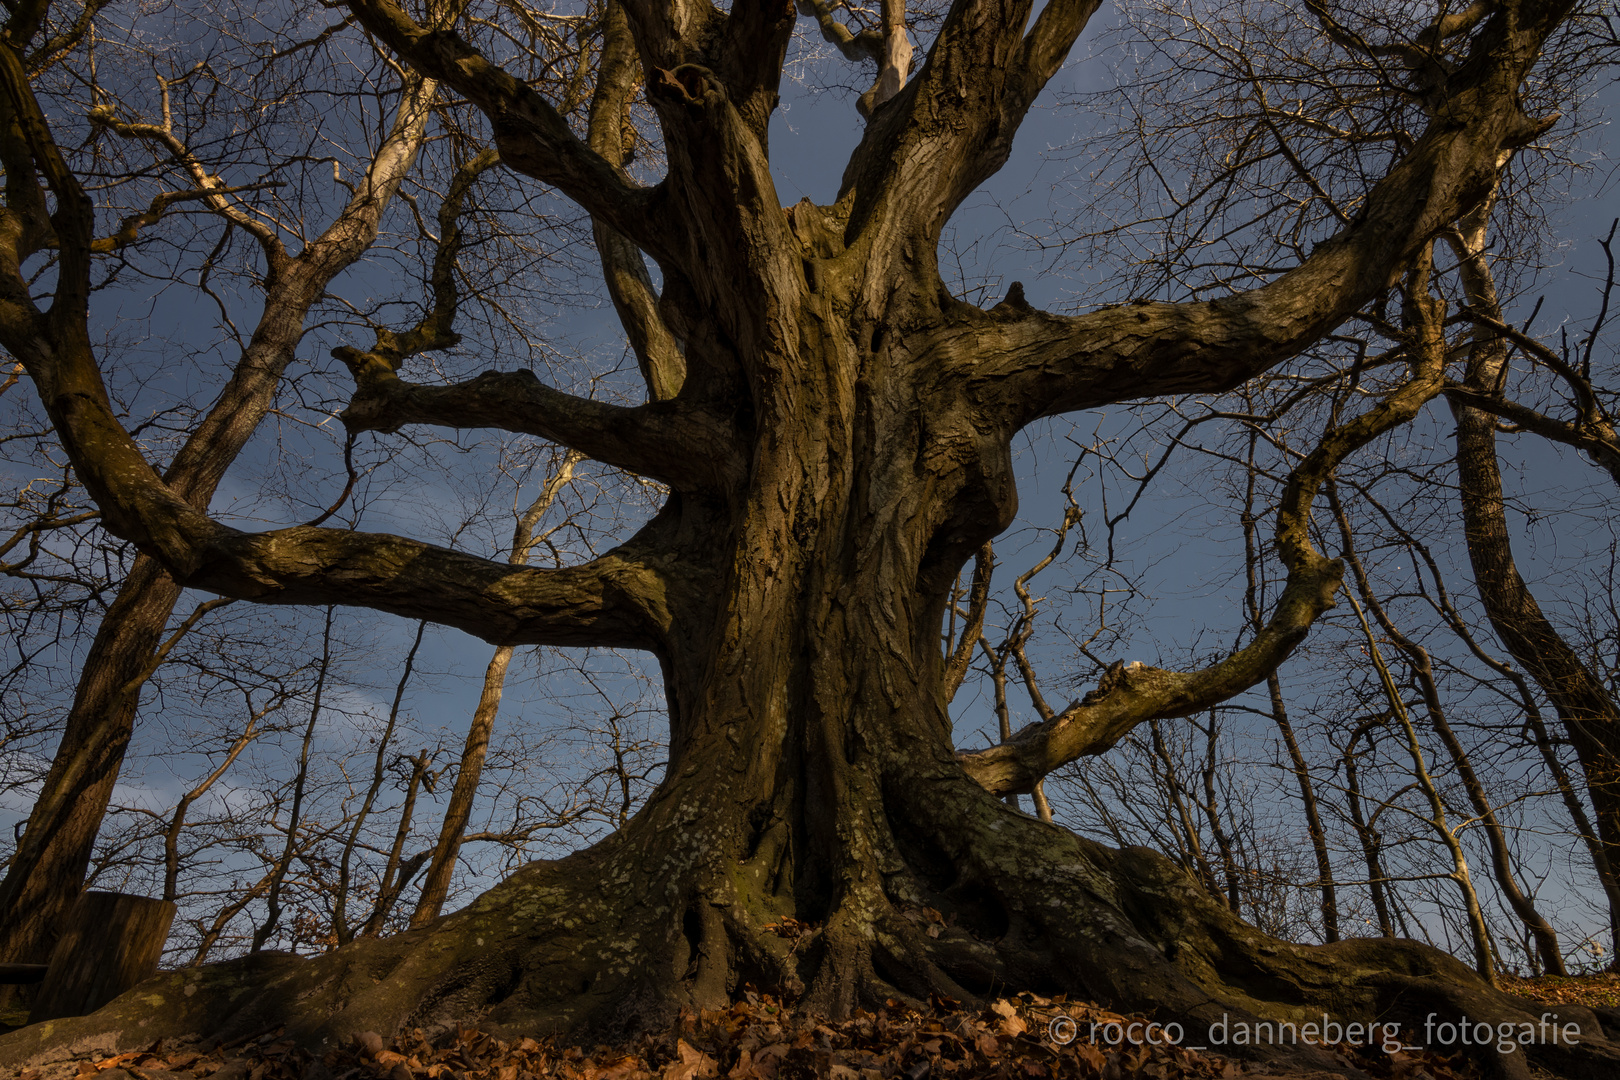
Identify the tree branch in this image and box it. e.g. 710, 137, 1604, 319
189, 523, 681, 650
87, 95, 291, 272
943, 542, 992, 702
331, 145, 500, 373
958, 262, 1451, 795
0, 31, 696, 653
336, 361, 743, 492
342, 0, 671, 259
588, 0, 684, 401
939, 1, 1566, 430
838, 0, 1101, 255
794, 0, 882, 66
1442, 383, 1620, 488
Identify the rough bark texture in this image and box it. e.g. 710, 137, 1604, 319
2, 1, 1613, 1077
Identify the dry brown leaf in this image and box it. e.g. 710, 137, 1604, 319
663, 1039, 717, 1080
1074, 1044, 1106, 1072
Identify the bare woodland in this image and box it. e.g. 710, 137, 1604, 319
3, 0, 1620, 1077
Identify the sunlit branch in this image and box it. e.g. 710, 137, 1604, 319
958, 261, 1451, 795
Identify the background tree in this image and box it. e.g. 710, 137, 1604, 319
0, 2, 446, 984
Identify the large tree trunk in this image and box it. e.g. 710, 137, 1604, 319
6, 725, 1620, 1078
8, 304, 1620, 1078
0, 1, 1608, 1077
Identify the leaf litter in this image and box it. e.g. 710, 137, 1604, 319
10, 992, 1487, 1080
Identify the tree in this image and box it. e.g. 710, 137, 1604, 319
1021, 0, 1619, 977
3, 0, 1617, 1076
0, 6, 444, 982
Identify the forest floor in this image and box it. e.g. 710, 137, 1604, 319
2, 989, 1506, 1080
1499, 971, 1620, 1013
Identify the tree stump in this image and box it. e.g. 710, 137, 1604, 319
27, 892, 174, 1024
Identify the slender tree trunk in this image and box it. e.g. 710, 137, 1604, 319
409, 644, 513, 926
1427, 700, 1566, 975
410, 452, 581, 927
1522, 702, 1620, 948
335, 622, 428, 945
360, 752, 432, 938
1447, 202, 1620, 961
1348, 592, 1496, 985
1342, 727, 1395, 938
1268, 676, 1339, 941
1149, 721, 1224, 907
1332, 488, 1566, 974
1241, 428, 1339, 940
253, 607, 335, 954
1197, 716, 1243, 916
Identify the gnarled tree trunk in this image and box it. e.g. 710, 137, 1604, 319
2, 1, 1615, 1077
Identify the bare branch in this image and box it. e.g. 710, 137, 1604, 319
948, 2, 1568, 432
839, 0, 1103, 256
943, 542, 991, 702
344, 0, 671, 258
588, 0, 683, 401
958, 261, 1451, 795
794, 0, 883, 66
335, 362, 744, 491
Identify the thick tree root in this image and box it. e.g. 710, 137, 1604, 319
2, 811, 1616, 1080
1100, 843, 1620, 1080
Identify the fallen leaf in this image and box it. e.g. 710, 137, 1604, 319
663, 1039, 717, 1080
1074, 1044, 1106, 1072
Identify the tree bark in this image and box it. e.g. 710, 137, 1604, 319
3, 2, 1614, 1077
27, 892, 174, 1024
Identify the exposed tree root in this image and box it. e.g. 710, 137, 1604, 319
2, 794, 1616, 1080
